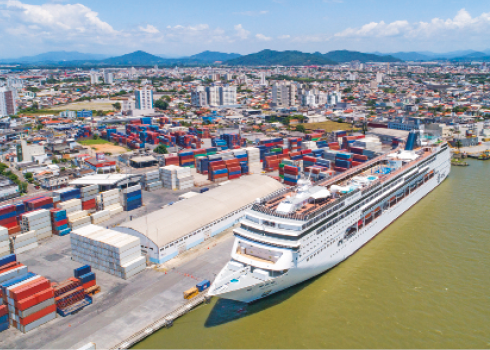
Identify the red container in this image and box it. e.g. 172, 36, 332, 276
301, 150, 311, 155
15, 288, 54, 311
228, 174, 241, 180
303, 156, 317, 163
83, 280, 96, 290
284, 166, 299, 175
0, 216, 17, 226
10, 278, 50, 301
19, 304, 56, 326
0, 261, 20, 274
0, 305, 7, 317
227, 166, 241, 173
54, 219, 68, 227
0, 205, 15, 214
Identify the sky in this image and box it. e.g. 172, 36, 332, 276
0, 0, 490, 58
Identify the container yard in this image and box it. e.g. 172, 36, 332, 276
0, 121, 397, 349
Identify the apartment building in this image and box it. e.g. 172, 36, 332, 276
191, 86, 237, 107
135, 85, 154, 110
272, 83, 297, 108
0, 87, 17, 117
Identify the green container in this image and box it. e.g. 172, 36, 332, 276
271, 148, 282, 153
279, 174, 284, 179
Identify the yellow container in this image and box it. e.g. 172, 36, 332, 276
183, 287, 199, 300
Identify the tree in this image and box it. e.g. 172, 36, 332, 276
295, 124, 306, 133
154, 144, 168, 154
93, 134, 99, 140
154, 99, 169, 110
112, 102, 121, 111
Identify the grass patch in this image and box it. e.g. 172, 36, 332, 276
79, 139, 111, 145
303, 121, 356, 133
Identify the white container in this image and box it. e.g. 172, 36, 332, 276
121, 185, 141, 194
13, 231, 37, 243
0, 266, 28, 284
17, 311, 56, 333
14, 242, 38, 253
68, 210, 88, 222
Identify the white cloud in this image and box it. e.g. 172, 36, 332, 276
234, 10, 268, 16
323, 0, 343, 3
139, 24, 159, 34
335, 9, 490, 39
234, 24, 250, 40
278, 34, 290, 39
0, 0, 117, 36
256, 33, 272, 41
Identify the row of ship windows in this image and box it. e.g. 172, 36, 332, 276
159, 204, 252, 251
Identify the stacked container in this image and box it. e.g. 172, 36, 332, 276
0, 227, 10, 258
100, 189, 123, 216
67, 210, 91, 231
0, 205, 20, 235
143, 170, 162, 192
90, 210, 110, 224
53, 187, 81, 202
208, 161, 228, 183
57, 199, 82, 214
100, 189, 120, 209
0, 255, 56, 333
245, 147, 261, 168
122, 185, 142, 211
163, 153, 179, 166
161, 166, 193, 190
52, 278, 87, 316
50, 209, 70, 236
70, 225, 146, 279
24, 196, 54, 212
20, 210, 52, 241
179, 150, 195, 167
282, 165, 301, 186
80, 185, 98, 212
10, 231, 38, 254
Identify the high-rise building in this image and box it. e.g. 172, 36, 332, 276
272, 82, 297, 108
206, 86, 220, 106
90, 72, 98, 85
0, 87, 17, 117
104, 71, 114, 85
191, 86, 237, 107
219, 86, 237, 106
191, 86, 208, 107
376, 72, 384, 83
259, 72, 266, 86
134, 85, 153, 110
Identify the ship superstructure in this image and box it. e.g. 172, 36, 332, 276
209, 135, 451, 303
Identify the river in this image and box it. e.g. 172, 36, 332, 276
134, 160, 490, 348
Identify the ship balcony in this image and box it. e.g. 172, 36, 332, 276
234, 226, 301, 250
230, 236, 296, 271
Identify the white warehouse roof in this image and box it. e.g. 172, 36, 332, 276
70, 174, 139, 186
119, 174, 284, 248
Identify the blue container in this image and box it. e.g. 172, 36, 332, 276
79, 272, 96, 284
1, 272, 36, 291
126, 194, 142, 202
58, 228, 71, 236
336, 153, 353, 160
0, 321, 9, 333
0, 211, 16, 221
125, 191, 142, 200
196, 279, 210, 292
0, 315, 8, 324
0, 254, 16, 268
74, 265, 92, 278
55, 224, 68, 231
199, 187, 209, 193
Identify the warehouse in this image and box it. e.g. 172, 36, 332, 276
70, 174, 141, 191
115, 175, 284, 264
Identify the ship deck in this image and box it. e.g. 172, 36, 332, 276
259, 147, 435, 217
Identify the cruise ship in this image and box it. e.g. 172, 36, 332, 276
208, 132, 451, 303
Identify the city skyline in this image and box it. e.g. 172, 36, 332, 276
1, 0, 490, 58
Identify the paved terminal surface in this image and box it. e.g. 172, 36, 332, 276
0, 228, 235, 349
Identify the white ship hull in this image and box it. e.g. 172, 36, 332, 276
209, 145, 451, 303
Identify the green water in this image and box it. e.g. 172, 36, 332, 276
134, 161, 490, 349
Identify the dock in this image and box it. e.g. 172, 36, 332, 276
112, 293, 209, 350
0, 228, 235, 350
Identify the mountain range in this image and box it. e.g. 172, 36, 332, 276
374, 50, 490, 61
3, 48, 490, 67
